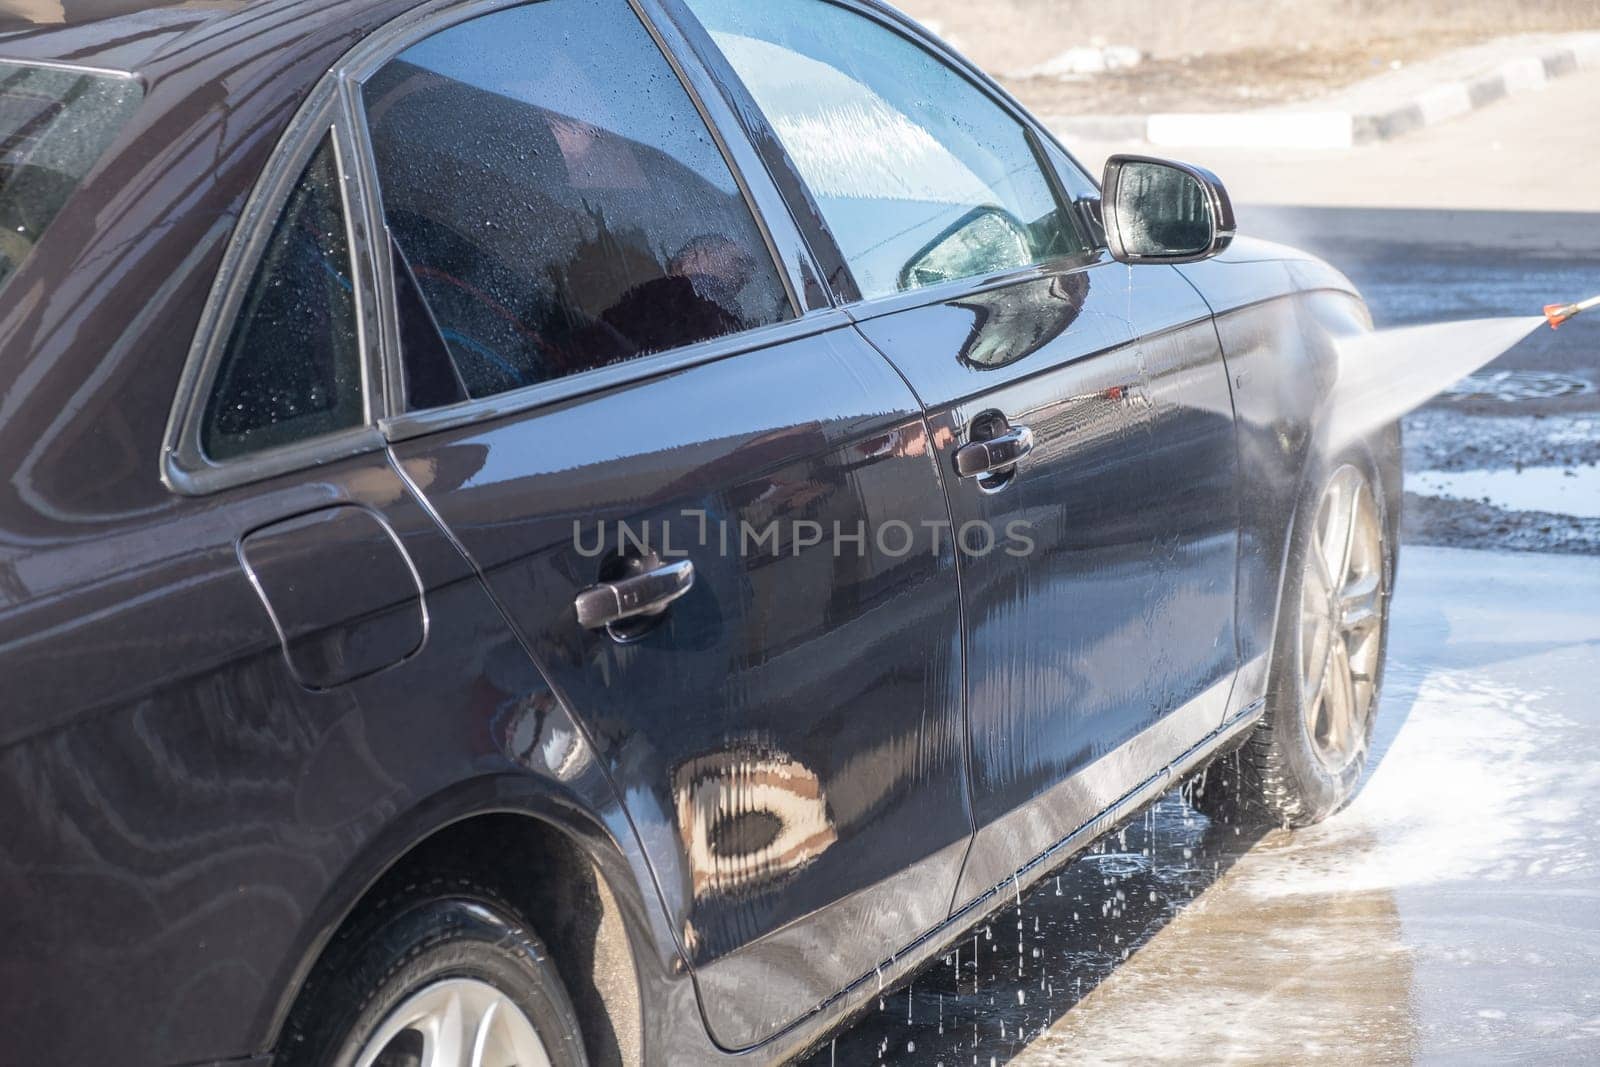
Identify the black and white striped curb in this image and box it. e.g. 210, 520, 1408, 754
1045, 33, 1600, 149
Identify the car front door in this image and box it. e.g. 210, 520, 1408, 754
678, 0, 1242, 908
348, 0, 971, 1050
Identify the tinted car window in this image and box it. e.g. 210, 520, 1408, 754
362, 0, 793, 405
685, 0, 1088, 300
0, 62, 142, 297
202, 136, 363, 461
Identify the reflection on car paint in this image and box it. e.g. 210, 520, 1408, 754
674, 740, 837, 901
390, 327, 972, 1049
951, 269, 1091, 370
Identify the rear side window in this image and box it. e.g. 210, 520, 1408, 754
361, 0, 793, 405
0, 62, 141, 295
202, 136, 364, 461
684, 0, 1088, 300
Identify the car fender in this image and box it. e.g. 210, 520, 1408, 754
1176, 236, 1378, 709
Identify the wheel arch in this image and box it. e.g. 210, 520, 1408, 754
1176, 247, 1386, 712
262, 777, 655, 1067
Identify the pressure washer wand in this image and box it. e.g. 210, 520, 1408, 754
1545, 293, 1600, 329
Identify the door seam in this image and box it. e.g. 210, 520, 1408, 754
847, 324, 981, 922
381, 446, 698, 976
1171, 264, 1250, 715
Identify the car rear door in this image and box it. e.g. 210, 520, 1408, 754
675, 0, 1242, 909
347, 0, 971, 1049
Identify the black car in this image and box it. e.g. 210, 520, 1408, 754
0, 0, 1401, 1064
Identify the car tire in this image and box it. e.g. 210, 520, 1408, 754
1193, 439, 1396, 828
277, 877, 588, 1067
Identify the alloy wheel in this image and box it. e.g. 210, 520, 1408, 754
356, 978, 551, 1067
1298, 464, 1386, 772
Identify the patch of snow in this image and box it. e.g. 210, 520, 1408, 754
1013, 45, 1141, 79
1235, 546, 1600, 903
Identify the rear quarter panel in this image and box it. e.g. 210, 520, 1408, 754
0, 451, 677, 1067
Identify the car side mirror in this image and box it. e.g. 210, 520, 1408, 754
1100, 155, 1235, 264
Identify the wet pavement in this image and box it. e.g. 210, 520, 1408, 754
809, 546, 1600, 1065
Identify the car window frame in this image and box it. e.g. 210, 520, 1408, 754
162, 87, 386, 497
661, 0, 1110, 322
165, 0, 843, 495
334, 0, 846, 445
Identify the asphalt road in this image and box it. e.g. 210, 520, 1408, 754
811, 63, 1600, 1067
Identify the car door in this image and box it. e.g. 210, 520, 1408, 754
346, 0, 972, 1050
676, 0, 1242, 908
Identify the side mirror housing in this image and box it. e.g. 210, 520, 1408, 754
1100, 154, 1236, 264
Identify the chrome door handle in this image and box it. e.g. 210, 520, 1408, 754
575, 559, 695, 629
954, 425, 1035, 478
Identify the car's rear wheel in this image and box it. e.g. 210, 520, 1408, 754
278, 883, 587, 1067
355, 977, 549, 1067
1195, 445, 1394, 827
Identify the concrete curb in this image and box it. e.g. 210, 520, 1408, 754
1046, 33, 1600, 148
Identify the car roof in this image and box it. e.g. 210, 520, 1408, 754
0, 0, 930, 76
0, 2, 262, 73
0, 1, 411, 74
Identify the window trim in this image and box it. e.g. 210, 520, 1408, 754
161, 89, 386, 496
164, 0, 829, 494
338, 0, 819, 421
668, 0, 1106, 315
379, 308, 852, 442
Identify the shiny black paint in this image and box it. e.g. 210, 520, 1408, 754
238, 505, 425, 689
852, 259, 1240, 906
388, 322, 972, 1051
0, 448, 643, 1066
0, 4, 1392, 1067
0, 0, 412, 742
1175, 239, 1376, 703
0, 5, 682, 1066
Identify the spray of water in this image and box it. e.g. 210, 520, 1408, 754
1318, 315, 1546, 454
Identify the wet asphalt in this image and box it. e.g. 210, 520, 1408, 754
811, 208, 1600, 1064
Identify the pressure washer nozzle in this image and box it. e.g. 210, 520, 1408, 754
1546, 294, 1600, 329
